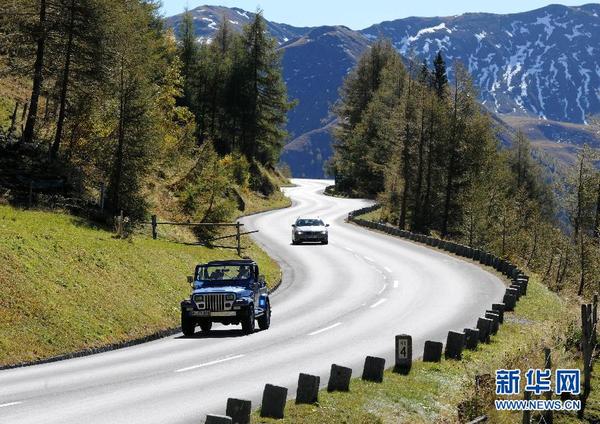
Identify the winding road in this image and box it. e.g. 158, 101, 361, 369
0, 179, 505, 424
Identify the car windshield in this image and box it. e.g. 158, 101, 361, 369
296, 219, 324, 227
197, 265, 252, 284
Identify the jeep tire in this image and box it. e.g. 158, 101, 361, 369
257, 301, 271, 330
181, 314, 196, 337
241, 305, 255, 334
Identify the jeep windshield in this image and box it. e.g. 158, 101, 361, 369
296, 219, 324, 226
196, 265, 253, 286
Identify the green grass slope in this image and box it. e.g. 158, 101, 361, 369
0, 205, 280, 366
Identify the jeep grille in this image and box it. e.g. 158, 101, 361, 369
205, 293, 227, 312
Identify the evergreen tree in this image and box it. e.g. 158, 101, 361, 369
177, 8, 197, 109
432, 50, 448, 99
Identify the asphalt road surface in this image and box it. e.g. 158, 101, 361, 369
0, 179, 506, 424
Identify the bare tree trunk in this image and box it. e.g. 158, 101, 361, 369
111, 59, 126, 214
399, 63, 413, 230
526, 222, 539, 267
51, 0, 75, 160
22, 0, 47, 144
412, 87, 426, 231
554, 252, 563, 290
594, 178, 600, 238
501, 212, 507, 256
578, 231, 586, 296
543, 251, 554, 282
442, 75, 459, 237
558, 250, 569, 292
423, 95, 435, 232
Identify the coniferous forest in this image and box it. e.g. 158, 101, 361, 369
331, 40, 600, 297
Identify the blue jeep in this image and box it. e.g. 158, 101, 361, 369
180, 259, 271, 336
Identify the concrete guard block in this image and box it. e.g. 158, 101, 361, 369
226, 398, 251, 424
327, 364, 352, 392
296, 373, 320, 404
423, 340, 443, 362
260, 384, 288, 419
444, 331, 465, 360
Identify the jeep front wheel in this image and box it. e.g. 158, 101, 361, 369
241, 305, 255, 334
258, 301, 271, 330
181, 314, 196, 337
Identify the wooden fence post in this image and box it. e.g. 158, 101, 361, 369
522, 391, 531, 424
151, 215, 157, 240
8, 102, 18, 135
543, 348, 553, 424
236, 222, 241, 256
99, 183, 105, 212
579, 303, 593, 419
593, 294, 598, 355
28, 180, 33, 208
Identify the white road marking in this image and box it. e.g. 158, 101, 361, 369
377, 284, 387, 294
308, 322, 342, 336
384, 267, 392, 273
393, 280, 399, 288
0, 402, 23, 409
370, 298, 388, 308
364, 256, 374, 262
344, 247, 354, 252
175, 354, 245, 373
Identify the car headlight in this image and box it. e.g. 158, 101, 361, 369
321, 230, 327, 234
194, 295, 204, 303
297, 231, 303, 235
226, 293, 235, 301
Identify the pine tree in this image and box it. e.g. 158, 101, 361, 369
177, 8, 197, 109
238, 12, 292, 165
432, 51, 448, 99
21, 0, 47, 144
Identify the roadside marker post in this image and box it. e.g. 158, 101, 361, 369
394, 334, 412, 375
423, 341, 443, 362
225, 398, 251, 424
296, 373, 320, 404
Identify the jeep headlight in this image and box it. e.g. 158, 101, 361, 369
226, 293, 235, 301
194, 295, 204, 303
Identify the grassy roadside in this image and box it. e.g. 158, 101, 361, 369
251, 276, 596, 424
0, 204, 282, 366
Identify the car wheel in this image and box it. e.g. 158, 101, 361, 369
322, 239, 329, 245
199, 320, 212, 333
258, 301, 271, 330
292, 238, 299, 245
181, 313, 196, 337
241, 305, 255, 334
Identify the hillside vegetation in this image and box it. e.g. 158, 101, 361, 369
331, 42, 600, 298
0, 205, 280, 366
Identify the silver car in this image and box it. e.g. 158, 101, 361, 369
291, 218, 329, 245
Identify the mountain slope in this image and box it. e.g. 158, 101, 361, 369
166, 4, 600, 178
362, 4, 600, 124
164, 5, 310, 45
282, 26, 369, 139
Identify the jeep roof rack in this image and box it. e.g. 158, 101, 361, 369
203, 259, 256, 266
